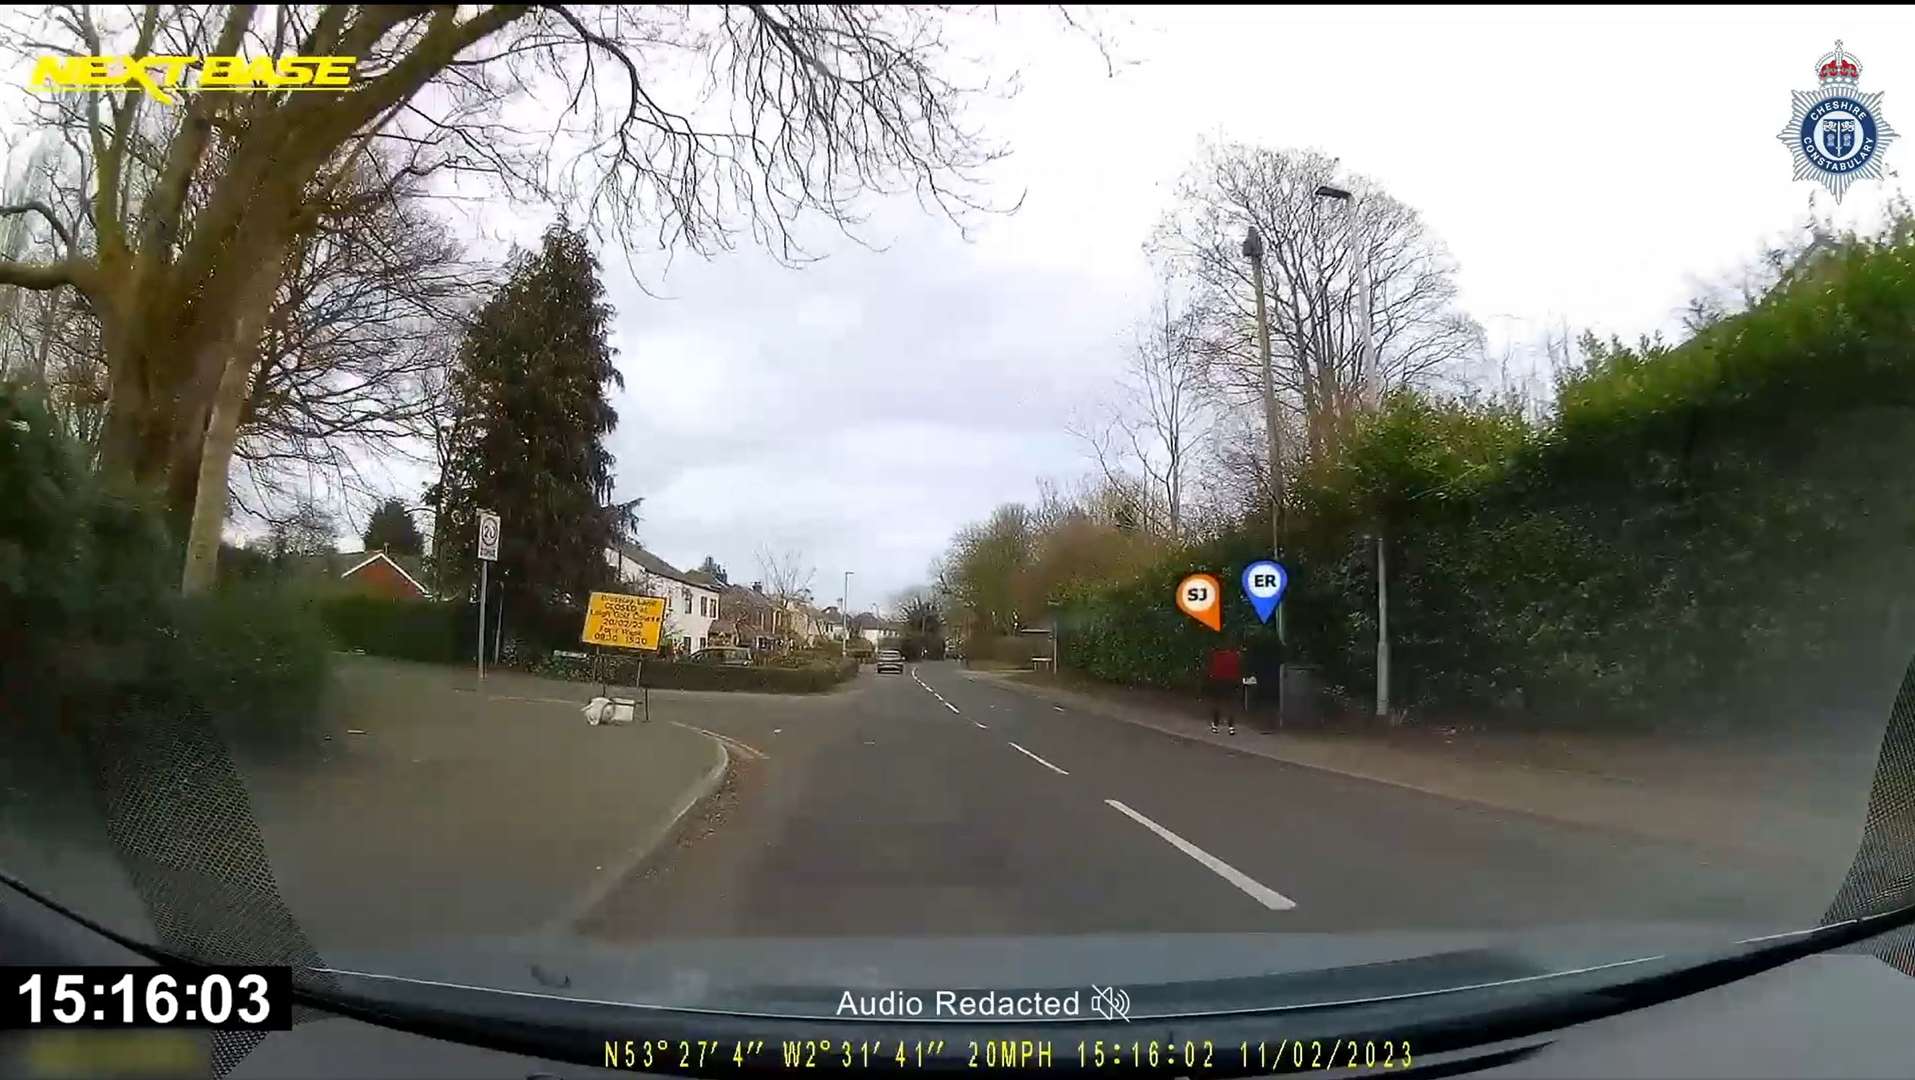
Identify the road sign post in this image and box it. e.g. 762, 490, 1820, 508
476, 509, 500, 680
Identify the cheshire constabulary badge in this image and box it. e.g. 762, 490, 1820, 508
1777, 41, 1898, 203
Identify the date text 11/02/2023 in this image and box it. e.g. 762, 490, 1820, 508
601, 1038, 1414, 1071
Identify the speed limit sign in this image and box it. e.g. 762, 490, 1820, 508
477, 509, 501, 562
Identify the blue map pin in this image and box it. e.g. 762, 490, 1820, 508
1241, 560, 1288, 624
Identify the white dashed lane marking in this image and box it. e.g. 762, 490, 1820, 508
923, 668, 1296, 914
1105, 799, 1296, 911
1007, 741, 1070, 776
912, 669, 963, 716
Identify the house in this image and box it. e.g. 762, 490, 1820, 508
338, 551, 432, 600
816, 606, 849, 642
716, 582, 785, 652
851, 612, 905, 646
603, 541, 722, 653
786, 600, 828, 644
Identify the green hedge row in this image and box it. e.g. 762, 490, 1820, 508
317, 592, 634, 668
529, 651, 857, 693
641, 658, 858, 693
1059, 223, 1915, 727
318, 594, 470, 663
322, 594, 861, 693
1, 387, 332, 755
965, 635, 1050, 666
168, 585, 335, 745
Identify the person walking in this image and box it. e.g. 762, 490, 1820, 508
1206, 643, 1242, 735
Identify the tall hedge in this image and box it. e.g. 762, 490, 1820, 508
1061, 225, 1915, 728
0, 385, 331, 752
318, 594, 469, 663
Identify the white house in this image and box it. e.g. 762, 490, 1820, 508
851, 612, 905, 646
603, 542, 724, 654
787, 601, 828, 644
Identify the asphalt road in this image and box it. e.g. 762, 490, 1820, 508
578, 661, 1855, 942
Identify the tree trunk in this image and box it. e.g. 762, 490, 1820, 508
95, 320, 169, 486
94, 217, 297, 546
30, 292, 55, 389
178, 355, 253, 594
179, 238, 292, 594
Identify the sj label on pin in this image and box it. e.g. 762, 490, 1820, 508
1176, 573, 1222, 632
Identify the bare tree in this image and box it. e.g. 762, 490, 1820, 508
1069, 281, 1213, 538
419, 333, 464, 571
1153, 141, 1483, 463
231, 169, 489, 521
265, 496, 337, 561
0, 4, 1054, 592
756, 545, 815, 603
889, 583, 944, 625
0, 135, 108, 451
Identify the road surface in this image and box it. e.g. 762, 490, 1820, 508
578, 661, 1856, 942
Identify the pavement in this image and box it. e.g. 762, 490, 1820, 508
0, 656, 730, 955
577, 659, 1874, 942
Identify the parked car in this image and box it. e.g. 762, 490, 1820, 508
875, 649, 905, 674
687, 646, 753, 666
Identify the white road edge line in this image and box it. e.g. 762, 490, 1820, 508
973, 721, 989, 729
1008, 741, 1069, 776
1105, 799, 1296, 911
943, 701, 960, 714
669, 721, 768, 761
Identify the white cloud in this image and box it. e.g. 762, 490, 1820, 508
336, 8, 1915, 596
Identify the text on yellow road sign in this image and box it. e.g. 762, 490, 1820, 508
581, 592, 665, 650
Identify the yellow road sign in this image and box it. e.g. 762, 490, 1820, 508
581, 592, 665, 650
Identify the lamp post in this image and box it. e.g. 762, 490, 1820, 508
1313, 185, 1378, 406
843, 570, 855, 655
1315, 183, 1388, 720
1241, 226, 1283, 560
1241, 226, 1288, 651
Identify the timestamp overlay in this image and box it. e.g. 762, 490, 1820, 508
600, 1036, 1415, 1073
4, 966, 292, 1030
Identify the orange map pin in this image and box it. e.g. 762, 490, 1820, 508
1176, 573, 1222, 632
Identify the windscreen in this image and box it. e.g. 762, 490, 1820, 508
3, 6, 1915, 1077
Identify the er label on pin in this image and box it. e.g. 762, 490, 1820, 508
1177, 573, 1222, 632
1241, 559, 1288, 624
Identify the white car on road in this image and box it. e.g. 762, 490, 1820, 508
875, 649, 905, 674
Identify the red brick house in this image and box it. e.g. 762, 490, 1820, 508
338, 551, 432, 601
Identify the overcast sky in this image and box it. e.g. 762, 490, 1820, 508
530, 5, 1906, 610
187, 6, 1897, 608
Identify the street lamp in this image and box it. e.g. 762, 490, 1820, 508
1242, 226, 1288, 652
842, 570, 855, 655
1241, 227, 1284, 569
1313, 185, 1378, 408
1315, 182, 1388, 720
